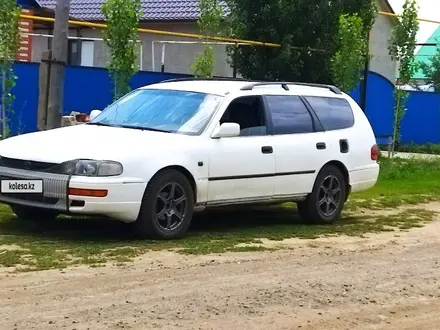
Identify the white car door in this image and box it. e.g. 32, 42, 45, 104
207, 96, 275, 203
263, 94, 330, 197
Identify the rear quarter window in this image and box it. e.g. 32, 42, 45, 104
304, 96, 354, 131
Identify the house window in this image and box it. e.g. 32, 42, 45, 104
80, 41, 94, 67
67, 40, 80, 66
67, 40, 94, 67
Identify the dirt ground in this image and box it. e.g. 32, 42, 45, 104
1, 203, 440, 330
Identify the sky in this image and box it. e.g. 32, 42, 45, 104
389, 0, 440, 44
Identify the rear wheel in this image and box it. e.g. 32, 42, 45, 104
133, 169, 194, 240
297, 165, 346, 225
10, 205, 59, 222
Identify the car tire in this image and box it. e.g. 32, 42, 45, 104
297, 165, 347, 225
11, 205, 59, 222
133, 169, 195, 240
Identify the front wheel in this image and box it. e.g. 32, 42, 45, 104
297, 165, 347, 225
133, 169, 195, 240
10, 204, 59, 222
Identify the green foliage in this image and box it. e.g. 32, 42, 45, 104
331, 14, 367, 92
192, 46, 216, 78
192, 0, 223, 78
102, 0, 141, 100
357, 0, 378, 33
226, 0, 377, 82
197, 0, 224, 36
420, 45, 440, 92
388, 0, 419, 151
0, 0, 20, 139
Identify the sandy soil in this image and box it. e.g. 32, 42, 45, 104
1, 203, 440, 330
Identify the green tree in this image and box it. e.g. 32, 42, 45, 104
226, 0, 377, 82
388, 0, 419, 152
420, 45, 440, 92
192, 0, 224, 78
331, 14, 368, 92
0, 0, 20, 138
102, 0, 142, 100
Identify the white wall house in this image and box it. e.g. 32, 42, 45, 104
370, 0, 398, 82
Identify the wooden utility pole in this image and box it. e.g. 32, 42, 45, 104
46, 0, 70, 129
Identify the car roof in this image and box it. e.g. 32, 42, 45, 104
143, 80, 253, 96
142, 79, 344, 98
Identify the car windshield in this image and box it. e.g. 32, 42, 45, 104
89, 89, 224, 135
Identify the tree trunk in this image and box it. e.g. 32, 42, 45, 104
392, 88, 401, 157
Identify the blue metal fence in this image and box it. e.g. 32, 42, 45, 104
351, 71, 440, 144
403, 91, 440, 144
350, 72, 396, 142
9, 62, 40, 135
9, 62, 186, 134
6, 62, 440, 144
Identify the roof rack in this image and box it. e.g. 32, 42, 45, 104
159, 77, 262, 84
240, 82, 342, 94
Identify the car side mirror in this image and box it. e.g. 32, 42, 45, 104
89, 109, 102, 121
212, 122, 240, 138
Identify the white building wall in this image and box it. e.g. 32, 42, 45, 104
369, 0, 398, 82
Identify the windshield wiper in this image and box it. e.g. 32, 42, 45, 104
87, 122, 172, 133
87, 122, 119, 127
118, 125, 172, 133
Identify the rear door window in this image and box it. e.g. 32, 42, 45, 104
304, 97, 354, 131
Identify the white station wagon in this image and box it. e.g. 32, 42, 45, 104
0, 79, 379, 239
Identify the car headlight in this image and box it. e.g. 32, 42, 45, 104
60, 159, 123, 177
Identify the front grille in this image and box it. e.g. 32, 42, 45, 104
0, 167, 69, 211
0, 157, 61, 173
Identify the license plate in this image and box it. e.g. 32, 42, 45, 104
1, 180, 43, 194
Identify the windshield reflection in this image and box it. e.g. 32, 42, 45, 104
89, 89, 224, 135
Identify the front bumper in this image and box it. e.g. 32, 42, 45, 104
0, 166, 146, 222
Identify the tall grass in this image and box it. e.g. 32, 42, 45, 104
397, 143, 440, 155
351, 157, 440, 205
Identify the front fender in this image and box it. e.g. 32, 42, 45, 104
122, 148, 210, 203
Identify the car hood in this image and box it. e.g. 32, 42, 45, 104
0, 124, 194, 163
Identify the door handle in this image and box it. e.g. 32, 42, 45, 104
261, 146, 273, 154
316, 142, 326, 150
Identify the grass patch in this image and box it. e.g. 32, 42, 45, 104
0, 206, 436, 270
396, 143, 440, 155
0, 157, 439, 271
347, 157, 440, 210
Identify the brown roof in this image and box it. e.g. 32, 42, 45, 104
383, 0, 395, 13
